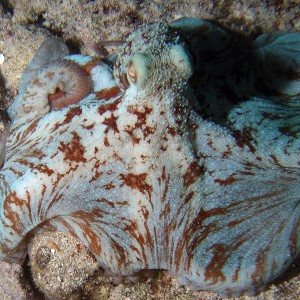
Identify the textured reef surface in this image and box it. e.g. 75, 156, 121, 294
0, 18, 299, 299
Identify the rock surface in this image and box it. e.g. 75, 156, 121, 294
0, 260, 32, 300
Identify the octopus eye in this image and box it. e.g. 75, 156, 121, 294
127, 61, 137, 83
169, 45, 193, 81
126, 53, 151, 87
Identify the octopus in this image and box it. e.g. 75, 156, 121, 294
0, 18, 299, 298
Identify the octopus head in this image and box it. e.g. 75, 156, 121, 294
114, 23, 193, 94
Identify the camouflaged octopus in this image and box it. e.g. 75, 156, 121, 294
0, 18, 299, 297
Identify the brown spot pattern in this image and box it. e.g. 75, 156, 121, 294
120, 173, 153, 199
53, 107, 82, 131
215, 175, 237, 186
94, 86, 120, 100
126, 105, 155, 139
3, 192, 29, 235
58, 131, 86, 163
102, 113, 119, 134
183, 162, 205, 187
98, 98, 121, 115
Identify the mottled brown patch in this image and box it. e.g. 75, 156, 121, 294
102, 113, 119, 133
242, 168, 257, 176
3, 192, 29, 235
232, 261, 241, 282
278, 125, 297, 138
81, 123, 95, 130
21, 119, 40, 138
72, 208, 104, 222
127, 105, 152, 123
82, 58, 103, 75
46, 193, 63, 214
228, 219, 244, 227
35, 164, 54, 176
215, 174, 237, 186
94, 86, 121, 100
111, 239, 129, 269
232, 129, 256, 153
166, 126, 177, 136
177, 191, 196, 221
141, 205, 154, 253
31, 77, 43, 87
123, 219, 148, 267
131, 137, 141, 144
184, 191, 195, 204
161, 166, 166, 183
120, 173, 152, 199
58, 131, 86, 162
270, 154, 283, 166
206, 134, 217, 151
251, 252, 265, 287
102, 182, 115, 190
82, 223, 102, 256
38, 184, 47, 217
7, 166, 23, 177
15, 158, 34, 168
103, 136, 110, 146
183, 162, 205, 187
53, 107, 82, 131
98, 98, 121, 115
89, 160, 104, 182
205, 233, 249, 284
174, 206, 227, 271
95, 197, 115, 208
126, 105, 155, 139
71, 210, 106, 256
204, 244, 227, 283
29, 149, 46, 160
222, 149, 233, 158
161, 174, 170, 221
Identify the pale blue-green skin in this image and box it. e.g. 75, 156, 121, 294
0, 18, 299, 296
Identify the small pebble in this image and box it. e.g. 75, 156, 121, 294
0, 53, 4, 64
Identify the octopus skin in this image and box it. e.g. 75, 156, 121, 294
0, 18, 299, 297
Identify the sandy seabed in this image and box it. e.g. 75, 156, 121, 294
0, 1, 299, 299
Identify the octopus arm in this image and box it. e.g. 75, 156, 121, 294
19, 38, 70, 92
175, 115, 300, 296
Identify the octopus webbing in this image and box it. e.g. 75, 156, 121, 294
0, 18, 299, 297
